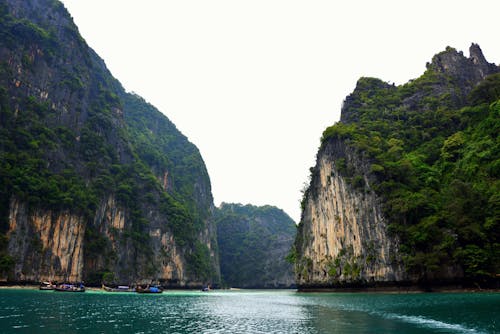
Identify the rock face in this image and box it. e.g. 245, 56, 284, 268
295, 141, 403, 288
428, 44, 497, 87
216, 203, 296, 288
295, 44, 499, 289
8, 198, 85, 282
342, 44, 498, 124
0, 0, 219, 287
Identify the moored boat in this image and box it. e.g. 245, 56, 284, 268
54, 283, 85, 292
39, 281, 55, 290
135, 285, 163, 293
102, 284, 135, 292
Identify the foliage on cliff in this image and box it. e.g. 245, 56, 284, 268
0, 0, 218, 284
122, 93, 217, 281
122, 93, 213, 226
318, 46, 499, 285
215, 203, 296, 288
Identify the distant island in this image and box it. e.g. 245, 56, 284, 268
216, 203, 296, 288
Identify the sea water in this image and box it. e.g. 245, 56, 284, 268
0, 289, 497, 333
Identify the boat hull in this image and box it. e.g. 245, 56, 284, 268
135, 287, 163, 294
54, 284, 85, 292
54, 288, 85, 292
102, 285, 135, 293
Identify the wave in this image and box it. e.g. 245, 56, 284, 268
382, 313, 487, 334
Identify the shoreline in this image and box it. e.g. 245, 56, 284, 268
0, 284, 39, 290
297, 285, 500, 294
0, 284, 103, 292
0, 284, 497, 294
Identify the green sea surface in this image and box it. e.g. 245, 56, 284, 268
0, 289, 497, 333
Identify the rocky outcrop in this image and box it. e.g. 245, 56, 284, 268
341, 44, 499, 124
427, 44, 497, 85
295, 141, 403, 288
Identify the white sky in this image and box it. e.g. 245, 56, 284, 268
60, 0, 499, 223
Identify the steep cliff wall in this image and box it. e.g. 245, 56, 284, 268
0, 0, 219, 286
295, 44, 499, 289
295, 141, 403, 287
87, 195, 191, 286
7, 198, 85, 282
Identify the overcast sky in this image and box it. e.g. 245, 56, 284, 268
60, 0, 499, 223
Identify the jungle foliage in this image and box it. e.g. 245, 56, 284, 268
215, 203, 296, 288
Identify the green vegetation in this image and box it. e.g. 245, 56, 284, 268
215, 203, 296, 288
0, 7, 56, 55
185, 241, 214, 281
0, 234, 14, 278
122, 93, 212, 222
320, 70, 500, 284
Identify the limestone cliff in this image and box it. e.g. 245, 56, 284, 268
295, 44, 499, 289
0, 0, 219, 287
8, 198, 85, 282
295, 140, 404, 287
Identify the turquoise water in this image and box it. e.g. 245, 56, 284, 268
0, 289, 498, 333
